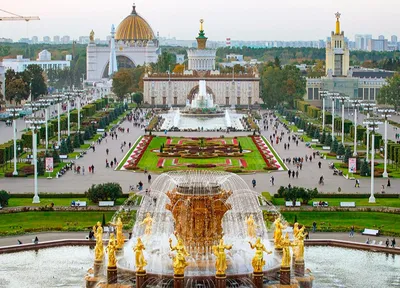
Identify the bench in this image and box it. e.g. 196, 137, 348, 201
313, 202, 329, 207
340, 202, 356, 208
97, 128, 105, 133
322, 146, 330, 150
362, 228, 379, 236
99, 201, 115, 207
336, 155, 344, 160
297, 129, 304, 133
285, 201, 301, 207
71, 201, 87, 207
311, 139, 319, 143
59, 155, 68, 159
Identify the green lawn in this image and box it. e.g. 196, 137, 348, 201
0, 211, 115, 235
281, 211, 400, 236
137, 136, 269, 172
7, 197, 127, 207
272, 197, 400, 207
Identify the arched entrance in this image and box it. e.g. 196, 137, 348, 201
187, 85, 216, 104
102, 55, 136, 78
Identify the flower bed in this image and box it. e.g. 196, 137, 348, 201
187, 163, 217, 168
251, 136, 281, 170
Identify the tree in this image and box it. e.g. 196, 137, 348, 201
60, 139, 68, 155
360, 159, 370, 176
85, 182, 123, 203
330, 138, 338, 153
337, 143, 345, 156
0, 190, 10, 207
132, 92, 143, 106
112, 69, 133, 100
24, 64, 47, 100
73, 133, 80, 148
313, 129, 320, 140
155, 51, 176, 73
173, 64, 185, 74
66, 136, 73, 153
320, 130, 326, 144
376, 73, 400, 110
52, 149, 60, 164
325, 133, 332, 146
298, 188, 318, 205
5, 78, 27, 104
306, 60, 325, 78
343, 146, 352, 164
37, 158, 45, 175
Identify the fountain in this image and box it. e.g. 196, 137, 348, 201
84, 170, 314, 288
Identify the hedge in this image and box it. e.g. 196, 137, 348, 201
274, 193, 399, 199
9, 193, 130, 198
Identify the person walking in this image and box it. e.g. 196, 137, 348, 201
295, 170, 299, 178
392, 238, 396, 248
91, 164, 95, 173
312, 222, 317, 233
318, 161, 322, 169
252, 179, 256, 188
386, 238, 390, 247
292, 170, 295, 178
106, 148, 109, 155
270, 176, 274, 186
387, 178, 391, 188
349, 225, 354, 237
82, 166, 85, 176
148, 174, 152, 183
288, 169, 291, 178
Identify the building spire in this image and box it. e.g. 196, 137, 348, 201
108, 24, 118, 77
131, 3, 137, 15
335, 12, 341, 35
196, 19, 207, 49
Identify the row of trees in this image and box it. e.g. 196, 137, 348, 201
276, 186, 319, 205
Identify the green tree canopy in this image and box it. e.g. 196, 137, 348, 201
24, 64, 47, 100
112, 69, 133, 100
376, 73, 400, 110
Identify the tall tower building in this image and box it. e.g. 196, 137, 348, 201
108, 25, 118, 77
325, 12, 350, 76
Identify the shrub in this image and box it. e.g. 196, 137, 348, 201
85, 182, 123, 203
187, 163, 217, 168
225, 168, 243, 173
0, 190, 10, 207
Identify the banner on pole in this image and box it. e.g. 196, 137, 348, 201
348, 158, 356, 173
45, 157, 54, 173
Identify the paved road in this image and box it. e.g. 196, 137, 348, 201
0, 230, 396, 248
0, 110, 398, 195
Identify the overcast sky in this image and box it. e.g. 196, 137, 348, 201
1, 0, 400, 42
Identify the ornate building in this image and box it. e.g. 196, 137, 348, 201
143, 20, 261, 107
86, 4, 159, 84
305, 13, 393, 107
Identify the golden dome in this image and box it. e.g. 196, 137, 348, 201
115, 5, 155, 41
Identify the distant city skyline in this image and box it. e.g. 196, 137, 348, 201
2, 0, 400, 42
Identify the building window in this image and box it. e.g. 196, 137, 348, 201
334, 54, 343, 76
248, 97, 252, 105
313, 88, 319, 100
308, 88, 313, 100
237, 97, 241, 105
174, 97, 177, 105
162, 97, 167, 105
226, 97, 229, 105
151, 97, 155, 105
358, 88, 363, 99
370, 88, 375, 100
364, 88, 369, 100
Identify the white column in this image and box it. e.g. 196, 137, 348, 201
369, 133, 376, 203
341, 100, 345, 144
77, 99, 81, 131
366, 113, 370, 162
322, 97, 325, 131
353, 107, 357, 156
45, 109, 48, 151
12, 119, 18, 176
32, 130, 40, 203
332, 99, 335, 140
383, 119, 388, 178
67, 100, 70, 136
57, 102, 61, 145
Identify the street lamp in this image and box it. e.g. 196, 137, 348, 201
331, 93, 349, 144
53, 94, 63, 145
377, 107, 395, 178
25, 117, 46, 204
327, 92, 339, 140
319, 90, 328, 131
348, 99, 362, 156
361, 102, 376, 162
6, 107, 22, 176
363, 117, 383, 203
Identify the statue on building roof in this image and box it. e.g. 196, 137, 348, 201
90, 30, 95, 42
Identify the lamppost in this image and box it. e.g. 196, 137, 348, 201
319, 90, 328, 131
331, 94, 349, 145
328, 92, 339, 140
25, 117, 46, 204
66, 92, 71, 136
77, 91, 82, 132
349, 99, 362, 156
377, 107, 395, 178
53, 94, 63, 145
6, 107, 22, 176
362, 102, 376, 162
363, 116, 382, 203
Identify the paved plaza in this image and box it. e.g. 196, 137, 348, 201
0, 110, 398, 196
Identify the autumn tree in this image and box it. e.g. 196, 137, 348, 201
112, 69, 133, 101
377, 73, 400, 110
173, 64, 185, 74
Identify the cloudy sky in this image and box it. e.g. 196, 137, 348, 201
1, 0, 400, 41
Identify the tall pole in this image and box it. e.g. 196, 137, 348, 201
57, 102, 61, 145
331, 98, 335, 140
45, 108, 48, 151
369, 133, 376, 203
32, 129, 40, 203
12, 118, 18, 176
77, 97, 81, 131
366, 113, 370, 162
67, 99, 70, 136
353, 107, 357, 156
341, 100, 345, 144
322, 96, 325, 131
383, 117, 388, 178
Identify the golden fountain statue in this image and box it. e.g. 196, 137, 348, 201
245, 215, 257, 238
140, 212, 154, 236
280, 233, 296, 267
89, 30, 94, 42
169, 237, 190, 275
293, 222, 299, 238
249, 238, 272, 273
212, 238, 233, 275
293, 226, 306, 261
273, 218, 287, 249
116, 217, 125, 249
94, 221, 104, 261
106, 233, 118, 268
134, 238, 147, 273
